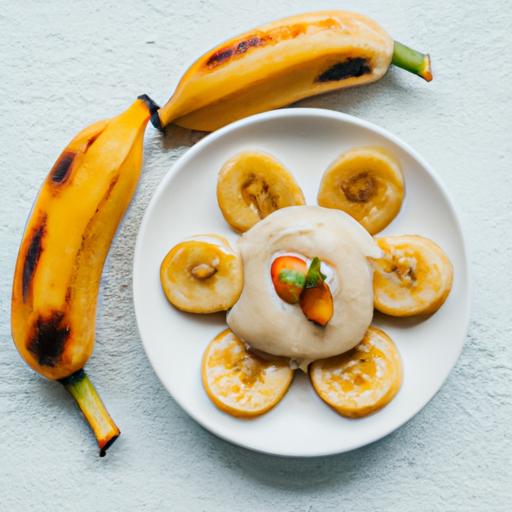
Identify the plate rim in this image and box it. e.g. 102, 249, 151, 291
133, 107, 471, 457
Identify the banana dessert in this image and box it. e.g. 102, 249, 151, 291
227, 206, 381, 362
159, 147, 453, 419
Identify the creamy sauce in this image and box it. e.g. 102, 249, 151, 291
227, 206, 381, 362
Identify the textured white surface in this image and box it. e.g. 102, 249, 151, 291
0, 0, 510, 510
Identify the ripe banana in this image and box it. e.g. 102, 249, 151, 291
317, 146, 404, 234
217, 151, 305, 232
160, 234, 243, 313
202, 328, 293, 417
152, 11, 432, 132
11, 96, 154, 455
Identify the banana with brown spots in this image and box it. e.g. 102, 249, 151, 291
11, 96, 156, 455
151, 11, 432, 132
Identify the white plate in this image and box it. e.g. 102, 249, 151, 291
133, 108, 470, 457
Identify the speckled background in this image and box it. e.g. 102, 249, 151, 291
1, 1, 510, 510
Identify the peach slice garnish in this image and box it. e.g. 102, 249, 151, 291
299, 257, 333, 326
271, 255, 307, 304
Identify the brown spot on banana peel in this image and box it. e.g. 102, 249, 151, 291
48, 131, 104, 187
206, 47, 234, 67
50, 152, 75, 184
316, 58, 371, 82
84, 132, 102, 151
206, 35, 266, 68
24, 172, 120, 366
27, 311, 70, 367
22, 215, 46, 301
236, 37, 265, 55
204, 19, 340, 70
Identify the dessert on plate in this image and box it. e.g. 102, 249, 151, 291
227, 205, 379, 362
159, 147, 453, 418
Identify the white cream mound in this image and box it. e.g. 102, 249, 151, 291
227, 206, 381, 361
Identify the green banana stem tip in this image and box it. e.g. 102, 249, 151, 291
392, 41, 432, 81
60, 369, 120, 457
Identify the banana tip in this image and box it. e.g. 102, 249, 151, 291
137, 94, 164, 130
150, 111, 165, 132
99, 432, 120, 457
421, 55, 433, 82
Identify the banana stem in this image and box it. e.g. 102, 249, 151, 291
392, 41, 432, 81
60, 369, 120, 457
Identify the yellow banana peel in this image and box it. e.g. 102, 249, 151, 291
153, 11, 432, 132
11, 97, 155, 455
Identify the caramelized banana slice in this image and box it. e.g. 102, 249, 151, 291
160, 235, 243, 313
202, 329, 294, 417
310, 327, 402, 418
317, 147, 404, 234
217, 151, 305, 232
373, 235, 453, 317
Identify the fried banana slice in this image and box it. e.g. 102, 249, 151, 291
373, 235, 453, 317
317, 146, 404, 234
310, 326, 402, 418
217, 151, 305, 232
202, 329, 294, 417
160, 235, 243, 313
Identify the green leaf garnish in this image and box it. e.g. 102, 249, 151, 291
304, 257, 326, 288
278, 269, 306, 288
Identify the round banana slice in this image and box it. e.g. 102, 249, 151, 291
202, 329, 294, 417
317, 146, 404, 234
160, 235, 243, 313
373, 235, 453, 317
310, 327, 402, 418
217, 151, 305, 232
